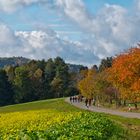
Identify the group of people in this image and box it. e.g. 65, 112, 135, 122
70, 96, 134, 111
70, 96, 95, 108
85, 98, 93, 108
69, 96, 83, 103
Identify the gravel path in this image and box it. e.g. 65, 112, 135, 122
65, 98, 140, 119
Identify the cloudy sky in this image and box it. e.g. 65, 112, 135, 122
0, 0, 140, 66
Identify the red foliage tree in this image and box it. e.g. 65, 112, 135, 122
108, 45, 140, 108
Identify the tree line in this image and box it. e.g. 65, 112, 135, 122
78, 45, 140, 109
0, 57, 84, 106
1, 45, 140, 108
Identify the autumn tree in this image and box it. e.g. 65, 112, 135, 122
78, 69, 96, 99
108, 46, 140, 108
94, 71, 114, 104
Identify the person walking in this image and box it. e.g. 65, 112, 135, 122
128, 104, 132, 111
85, 98, 88, 108
89, 99, 92, 107
72, 96, 75, 102
75, 96, 77, 102
93, 98, 95, 106
78, 96, 80, 102
70, 96, 72, 103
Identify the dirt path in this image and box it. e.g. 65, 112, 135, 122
65, 98, 140, 119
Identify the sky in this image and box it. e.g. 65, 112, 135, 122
0, 0, 140, 66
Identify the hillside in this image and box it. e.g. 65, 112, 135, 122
0, 57, 30, 68
0, 98, 140, 139
0, 98, 128, 140
0, 98, 79, 113
0, 57, 86, 73
67, 63, 88, 73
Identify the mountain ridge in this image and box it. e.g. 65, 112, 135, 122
0, 56, 86, 73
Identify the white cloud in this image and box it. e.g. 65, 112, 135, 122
56, 0, 140, 58
0, 23, 22, 57
0, 23, 99, 65
15, 30, 99, 65
0, 0, 140, 65
0, 0, 46, 12
55, 0, 93, 29
0, 23, 17, 45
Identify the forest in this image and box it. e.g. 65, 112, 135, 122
0, 56, 87, 106
0, 45, 140, 109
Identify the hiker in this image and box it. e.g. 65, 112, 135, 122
72, 96, 75, 102
89, 99, 92, 107
76, 96, 78, 102
93, 98, 95, 106
75, 96, 77, 102
85, 98, 88, 108
81, 96, 83, 102
78, 96, 80, 102
70, 96, 72, 103
128, 104, 132, 111
73, 96, 76, 102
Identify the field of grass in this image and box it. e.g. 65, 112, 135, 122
0, 98, 80, 113
0, 98, 140, 139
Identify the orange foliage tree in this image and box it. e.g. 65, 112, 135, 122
108, 45, 140, 108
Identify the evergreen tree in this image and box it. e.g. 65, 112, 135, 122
14, 66, 34, 103
99, 57, 113, 72
52, 57, 70, 97
0, 69, 14, 106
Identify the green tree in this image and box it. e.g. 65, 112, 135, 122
51, 77, 63, 98
43, 59, 56, 98
45, 58, 55, 82
33, 68, 46, 100
14, 66, 34, 103
0, 69, 14, 106
99, 57, 113, 72
5, 66, 15, 82
53, 57, 70, 97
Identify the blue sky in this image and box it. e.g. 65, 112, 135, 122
0, 0, 139, 66
0, 0, 133, 32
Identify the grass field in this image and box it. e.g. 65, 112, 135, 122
0, 98, 140, 139
0, 98, 80, 113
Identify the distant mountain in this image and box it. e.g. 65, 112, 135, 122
67, 64, 87, 73
0, 57, 86, 73
0, 57, 30, 68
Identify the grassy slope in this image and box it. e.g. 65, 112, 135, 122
105, 114, 140, 139
0, 98, 140, 139
0, 98, 80, 113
